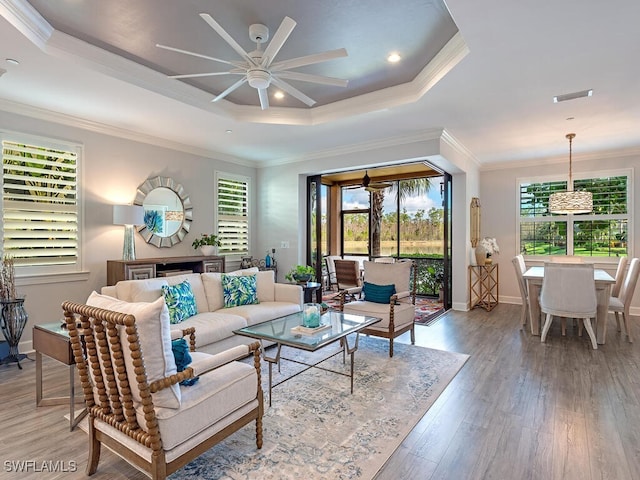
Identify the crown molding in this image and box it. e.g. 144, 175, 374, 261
0, 98, 257, 168
0, 0, 52, 49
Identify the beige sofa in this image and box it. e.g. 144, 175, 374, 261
101, 268, 303, 355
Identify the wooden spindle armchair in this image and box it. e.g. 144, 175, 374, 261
63, 295, 263, 480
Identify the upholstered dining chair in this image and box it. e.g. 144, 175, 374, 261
611, 256, 629, 298
550, 256, 584, 263
511, 254, 529, 328
63, 295, 264, 480
609, 257, 640, 342
339, 260, 416, 357
540, 263, 598, 349
334, 259, 363, 301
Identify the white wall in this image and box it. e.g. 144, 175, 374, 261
0, 109, 256, 347
480, 152, 639, 312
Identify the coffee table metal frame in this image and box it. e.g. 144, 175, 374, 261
234, 310, 380, 406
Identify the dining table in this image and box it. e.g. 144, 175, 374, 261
523, 265, 615, 344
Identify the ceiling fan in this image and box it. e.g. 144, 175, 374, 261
156, 13, 349, 110
361, 171, 393, 192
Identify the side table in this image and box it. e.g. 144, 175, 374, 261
302, 281, 322, 303
33, 322, 87, 431
469, 264, 499, 311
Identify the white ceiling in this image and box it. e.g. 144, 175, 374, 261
1, 0, 639, 168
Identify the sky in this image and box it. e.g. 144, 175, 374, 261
339, 176, 444, 216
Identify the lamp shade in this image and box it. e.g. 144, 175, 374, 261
549, 190, 593, 214
113, 205, 144, 226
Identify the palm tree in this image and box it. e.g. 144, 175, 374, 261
370, 178, 432, 257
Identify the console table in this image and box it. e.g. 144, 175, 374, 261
107, 255, 225, 285
469, 264, 499, 311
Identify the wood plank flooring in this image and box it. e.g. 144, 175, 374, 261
1, 304, 639, 479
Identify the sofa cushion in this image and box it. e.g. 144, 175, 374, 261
363, 281, 396, 304
162, 280, 198, 324
222, 274, 258, 308
115, 277, 168, 303
174, 312, 248, 347
86, 292, 181, 409
255, 270, 275, 302
202, 273, 224, 312
225, 302, 301, 326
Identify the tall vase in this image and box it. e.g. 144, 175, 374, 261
0, 297, 28, 369
475, 245, 488, 266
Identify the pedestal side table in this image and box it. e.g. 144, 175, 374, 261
33, 322, 87, 431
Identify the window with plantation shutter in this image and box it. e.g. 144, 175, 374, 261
2, 139, 81, 273
518, 170, 631, 259
215, 172, 249, 255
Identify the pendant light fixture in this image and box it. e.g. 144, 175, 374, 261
549, 133, 593, 214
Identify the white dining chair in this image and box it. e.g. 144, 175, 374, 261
609, 257, 640, 343
550, 256, 584, 263
540, 263, 598, 349
611, 256, 629, 298
511, 255, 529, 328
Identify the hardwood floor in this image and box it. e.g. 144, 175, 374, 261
1, 304, 638, 479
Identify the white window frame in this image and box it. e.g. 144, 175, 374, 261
214, 171, 250, 259
1, 132, 85, 281
516, 168, 633, 263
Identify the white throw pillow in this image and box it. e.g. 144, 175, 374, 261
86, 291, 181, 409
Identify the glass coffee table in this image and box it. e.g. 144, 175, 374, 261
234, 310, 380, 406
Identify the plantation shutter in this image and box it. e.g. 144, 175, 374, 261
2, 141, 79, 267
216, 174, 249, 254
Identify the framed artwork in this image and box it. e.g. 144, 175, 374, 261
143, 204, 166, 236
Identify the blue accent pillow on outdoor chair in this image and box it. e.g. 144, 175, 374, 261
363, 282, 396, 304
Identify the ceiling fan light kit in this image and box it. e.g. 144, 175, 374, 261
157, 13, 349, 110
549, 133, 593, 215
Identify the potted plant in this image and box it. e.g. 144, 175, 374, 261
285, 265, 316, 283
426, 263, 445, 301
192, 233, 221, 256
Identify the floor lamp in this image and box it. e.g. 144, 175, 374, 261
113, 205, 145, 261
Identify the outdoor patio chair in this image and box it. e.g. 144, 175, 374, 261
334, 259, 363, 301
63, 294, 263, 480
339, 260, 416, 357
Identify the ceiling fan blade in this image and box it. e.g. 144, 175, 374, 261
271, 77, 316, 107
169, 72, 242, 79
270, 48, 348, 71
275, 71, 348, 87
258, 88, 270, 110
199, 13, 256, 66
156, 43, 239, 67
261, 16, 296, 67
211, 77, 247, 102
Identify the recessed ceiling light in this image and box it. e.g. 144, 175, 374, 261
387, 53, 401, 63
273, 91, 285, 100
553, 89, 592, 103
225, 129, 233, 134
6, 58, 19, 65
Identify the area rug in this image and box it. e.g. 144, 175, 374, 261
168, 337, 468, 480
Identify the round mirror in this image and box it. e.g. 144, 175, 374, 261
134, 176, 192, 248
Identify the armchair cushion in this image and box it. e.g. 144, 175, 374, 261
363, 282, 396, 303
162, 280, 198, 324
85, 291, 181, 409
222, 274, 259, 308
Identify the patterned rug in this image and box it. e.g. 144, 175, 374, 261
169, 337, 468, 480
322, 294, 445, 326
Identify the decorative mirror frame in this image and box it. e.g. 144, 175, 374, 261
134, 176, 192, 248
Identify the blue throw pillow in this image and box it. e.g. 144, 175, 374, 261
222, 274, 259, 308
171, 338, 198, 386
161, 280, 197, 324
363, 282, 396, 304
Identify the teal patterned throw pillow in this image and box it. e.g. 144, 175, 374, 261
161, 280, 198, 324
221, 274, 259, 308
